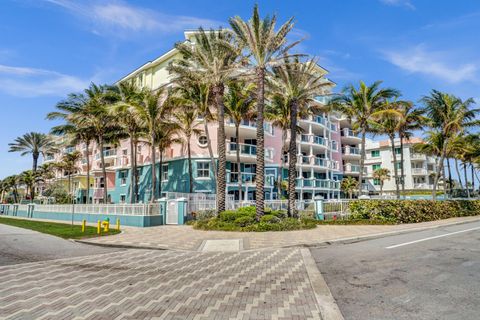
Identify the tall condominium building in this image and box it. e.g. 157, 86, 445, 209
43, 30, 361, 203
363, 137, 440, 194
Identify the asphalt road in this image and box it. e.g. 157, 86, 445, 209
0, 224, 116, 266
311, 220, 480, 320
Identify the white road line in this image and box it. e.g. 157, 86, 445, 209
386, 226, 480, 249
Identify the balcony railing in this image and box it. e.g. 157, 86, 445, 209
227, 172, 275, 187
341, 128, 359, 138
412, 168, 427, 175
95, 149, 117, 160
299, 134, 327, 146
296, 178, 340, 189
342, 146, 360, 155
227, 119, 274, 135
227, 142, 274, 161
411, 153, 426, 160
344, 163, 361, 173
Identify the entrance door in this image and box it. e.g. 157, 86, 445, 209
166, 200, 178, 224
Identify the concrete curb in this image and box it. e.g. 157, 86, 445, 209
301, 248, 344, 320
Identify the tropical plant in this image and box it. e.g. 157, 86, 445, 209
230, 4, 298, 218
224, 80, 256, 201
174, 107, 202, 193
270, 57, 330, 216
8, 132, 56, 173
132, 88, 173, 202
328, 81, 399, 196
2, 175, 19, 203
420, 90, 479, 200
55, 151, 81, 202
169, 28, 239, 213
111, 82, 145, 203
373, 168, 391, 197
341, 176, 359, 199
18, 170, 42, 202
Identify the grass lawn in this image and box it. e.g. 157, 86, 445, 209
0, 217, 121, 239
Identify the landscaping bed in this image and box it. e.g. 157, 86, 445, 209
0, 216, 121, 239
192, 206, 317, 232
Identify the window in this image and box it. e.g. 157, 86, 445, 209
197, 161, 210, 178
122, 149, 128, 155
161, 164, 168, 181
395, 147, 402, 155
331, 140, 338, 151
373, 179, 381, 186
119, 170, 128, 185
198, 135, 208, 147
372, 164, 381, 171
120, 195, 126, 203
395, 162, 403, 170
371, 150, 380, 157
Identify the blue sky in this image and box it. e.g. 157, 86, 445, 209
1, 0, 479, 178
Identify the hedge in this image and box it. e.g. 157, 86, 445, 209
348, 200, 480, 224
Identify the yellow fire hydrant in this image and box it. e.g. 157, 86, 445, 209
101, 219, 110, 232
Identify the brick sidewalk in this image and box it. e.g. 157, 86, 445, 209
82, 216, 480, 251
0, 248, 323, 320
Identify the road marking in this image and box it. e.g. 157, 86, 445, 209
386, 226, 480, 249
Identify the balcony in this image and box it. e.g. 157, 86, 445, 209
95, 149, 117, 160
340, 128, 361, 144
412, 168, 427, 175
44, 154, 55, 163
64, 146, 76, 154
299, 134, 327, 148
227, 172, 275, 187
226, 119, 274, 135
411, 153, 426, 161
413, 183, 433, 189
226, 142, 274, 162
296, 178, 340, 189
343, 163, 362, 175
342, 146, 361, 160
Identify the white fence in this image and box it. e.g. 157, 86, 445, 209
33, 204, 160, 216
187, 200, 315, 214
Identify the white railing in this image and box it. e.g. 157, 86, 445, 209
188, 200, 315, 213
412, 168, 427, 175
33, 203, 160, 216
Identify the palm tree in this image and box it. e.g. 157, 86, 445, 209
132, 88, 172, 202
55, 151, 81, 202
421, 90, 479, 200
3, 175, 19, 203
341, 176, 359, 199
224, 80, 256, 201
8, 132, 55, 173
370, 99, 406, 199
373, 168, 391, 197
111, 82, 145, 203
397, 102, 425, 195
8, 132, 56, 201
175, 108, 202, 193
157, 125, 181, 197
18, 170, 41, 202
169, 28, 239, 213
230, 5, 298, 218
270, 57, 330, 217
328, 81, 399, 196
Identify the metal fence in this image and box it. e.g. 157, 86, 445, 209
187, 199, 316, 214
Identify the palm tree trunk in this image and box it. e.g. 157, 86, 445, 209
278, 129, 287, 200
32, 153, 39, 172
213, 84, 226, 213
150, 138, 156, 203
203, 116, 217, 188
255, 67, 266, 218
446, 158, 452, 198
233, 124, 242, 201
159, 152, 163, 198
288, 101, 298, 218
455, 158, 463, 190
399, 136, 405, 197
471, 163, 475, 196
133, 139, 139, 203
187, 135, 193, 194
390, 136, 400, 199
433, 144, 447, 200
359, 126, 367, 196
99, 138, 108, 204
85, 141, 90, 204
129, 137, 135, 204
464, 162, 470, 198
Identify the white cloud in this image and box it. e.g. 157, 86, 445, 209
43, 0, 223, 35
0, 64, 92, 97
380, 0, 415, 10
381, 45, 478, 83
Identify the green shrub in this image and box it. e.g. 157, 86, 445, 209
234, 215, 256, 227
260, 214, 281, 224
219, 207, 255, 222
348, 200, 480, 224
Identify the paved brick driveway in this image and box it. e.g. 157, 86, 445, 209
0, 248, 322, 319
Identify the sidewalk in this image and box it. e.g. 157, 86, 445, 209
80, 215, 480, 251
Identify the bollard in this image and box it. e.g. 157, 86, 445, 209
81, 219, 86, 233
97, 220, 101, 234
116, 218, 120, 231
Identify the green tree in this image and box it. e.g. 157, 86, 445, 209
18, 170, 42, 202
270, 57, 330, 217
230, 5, 298, 218
169, 28, 239, 213
8, 132, 55, 173
225, 80, 256, 201
328, 81, 399, 196
341, 176, 359, 199
421, 90, 479, 200
55, 151, 82, 202
373, 168, 391, 197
